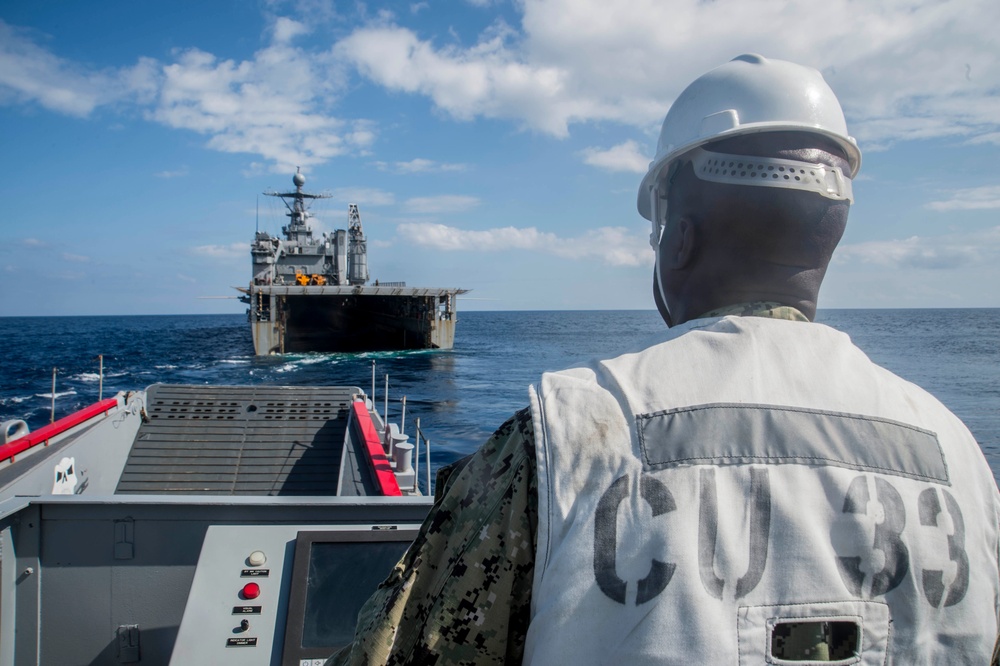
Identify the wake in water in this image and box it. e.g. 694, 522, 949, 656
71, 371, 126, 382
35, 390, 77, 399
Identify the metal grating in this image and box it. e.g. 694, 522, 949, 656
116, 384, 361, 496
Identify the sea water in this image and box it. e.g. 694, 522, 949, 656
1, 309, 998, 489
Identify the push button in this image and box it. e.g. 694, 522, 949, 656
241, 582, 261, 600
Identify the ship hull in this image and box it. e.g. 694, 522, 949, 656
247, 285, 461, 355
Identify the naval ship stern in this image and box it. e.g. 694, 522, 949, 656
238, 169, 467, 355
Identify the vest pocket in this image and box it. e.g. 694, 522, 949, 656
771, 620, 859, 662
737, 600, 888, 665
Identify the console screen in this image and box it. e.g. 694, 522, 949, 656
301, 541, 411, 647
283, 529, 417, 666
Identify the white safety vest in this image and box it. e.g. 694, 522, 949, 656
524, 316, 1000, 664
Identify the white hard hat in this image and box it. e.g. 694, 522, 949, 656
637, 54, 861, 221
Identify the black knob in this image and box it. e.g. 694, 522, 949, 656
240, 619, 250, 632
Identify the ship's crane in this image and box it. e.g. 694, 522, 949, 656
347, 204, 368, 286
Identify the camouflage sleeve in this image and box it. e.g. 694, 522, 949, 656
326, 407, 538, 666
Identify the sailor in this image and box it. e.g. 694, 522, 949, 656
328, 55, 1000, 665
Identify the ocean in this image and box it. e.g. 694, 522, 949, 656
1, 309, 998, 489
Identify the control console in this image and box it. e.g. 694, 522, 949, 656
171, 523, 418, 665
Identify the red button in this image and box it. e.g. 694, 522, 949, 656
241, 582, 261, 600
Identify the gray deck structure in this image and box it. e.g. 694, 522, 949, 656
117, 385, 358, 496
0, 384, 432, 665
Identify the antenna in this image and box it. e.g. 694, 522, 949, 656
256, 195, 259, 233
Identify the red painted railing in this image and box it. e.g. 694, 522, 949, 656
351, 400, 402, 497
0, 397, 120, 465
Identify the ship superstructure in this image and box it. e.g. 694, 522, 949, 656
239, 169, 466, 355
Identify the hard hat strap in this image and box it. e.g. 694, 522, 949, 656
689, 148, 854, 203
649, 185, 674, 325
649, 185, 663, 251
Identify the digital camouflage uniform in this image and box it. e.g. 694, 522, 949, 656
327, 303, 930, 665
327, 406, 537, 665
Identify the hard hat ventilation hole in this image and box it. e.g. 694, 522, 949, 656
690, 148, 854, 203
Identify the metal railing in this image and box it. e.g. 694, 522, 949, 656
373, 365, 433, 496
47, 354, 105, 424
412, 417, 432, 495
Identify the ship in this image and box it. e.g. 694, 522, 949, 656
238, 169, 468, 355
0, 380, 433, 664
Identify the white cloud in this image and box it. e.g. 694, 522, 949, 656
335, 0, 1000, 148
926, 185, 1000, 212
263, 0, 340, 25
969, 132, 1000, 147
0, 18, 366, 173
0, 20, 157, 116
331, 187, 396, 206
191, 242, 246, 260
155, 167, 189, 179
404, 195, 480, 214
375, 158, 468, 174
335, 23, 581, 136
582, 140, 648, 173
400, 223, 544, 250
7, 1, 1000, 175
271, 17, 310, 44
836, 226, 1000, 270
149, 40, 358, 173
12, 239, 88, 263
397, 222, 652, 267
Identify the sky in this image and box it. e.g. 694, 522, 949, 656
1, 0, 998, 316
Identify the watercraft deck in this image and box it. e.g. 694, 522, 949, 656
116, 384, 359, 496
0, 383, 432, 665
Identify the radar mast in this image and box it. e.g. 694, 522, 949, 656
263, 167, 332, 244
